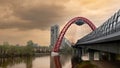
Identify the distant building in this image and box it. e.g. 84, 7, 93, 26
50, 25, 71, 50
50, 25, 59, 49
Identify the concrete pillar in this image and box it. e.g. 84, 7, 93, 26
89, 50, 94, 60
73, 48, 77, 56
73, 48, 77, 55
73, 48, 82, 57
78, 48, 82, 57
82, 48, 87, 55
108, 53, 116, 61
108, 53, 111, 61
98, 52, 103, 60
98, 52, 117, 61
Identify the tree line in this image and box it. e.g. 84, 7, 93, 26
0, 40, 38, 57
0, 45, 34, 57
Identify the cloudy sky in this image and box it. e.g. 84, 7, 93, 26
0, 0, 120, 46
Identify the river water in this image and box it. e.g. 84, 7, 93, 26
0, 53, 120, 68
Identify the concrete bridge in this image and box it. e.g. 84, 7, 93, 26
75, 9, 120, 60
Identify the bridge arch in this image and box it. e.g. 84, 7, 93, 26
53, 17, 96, 52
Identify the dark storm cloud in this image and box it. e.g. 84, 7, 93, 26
13, 5, 65, 30
0, 0, 69, 30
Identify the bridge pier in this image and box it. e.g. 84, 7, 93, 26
98, 51, 117, 61
73, 48, 82, 57
108, 53, 117, 61
77, 48, 82, 57
88, 49, 95, 60
98, 51, 103, 60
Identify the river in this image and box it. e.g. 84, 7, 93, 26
0, 53, 120, 68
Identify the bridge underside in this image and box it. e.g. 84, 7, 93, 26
75, 31, 120, 54
75, 40, 120, 54
76, 27, 120, 45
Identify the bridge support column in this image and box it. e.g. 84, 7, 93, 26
73, 48, 77, 55
88, 50, 94, 61
98, 51, 103, 60
73, 48, 82, 57
108, 53, 117, 61
78, 48, 82, 57
81, 48, 86, 56
98, 52, 117, 61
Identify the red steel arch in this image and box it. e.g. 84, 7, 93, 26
53, 17, 96, 52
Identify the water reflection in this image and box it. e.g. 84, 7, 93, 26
0, 57, 35, 68
71, 55, 82, 68
71, 55, 97, 68
53, 56, 62, 68
50, 54, 71, 68
0, 54, 120, 68
52, 53, 120, 68
51, 54, 96, 68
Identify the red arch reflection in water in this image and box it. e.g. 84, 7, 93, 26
53, 17, 96, 52
53, 56, 62, 68
53, 55, 82, 68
